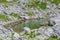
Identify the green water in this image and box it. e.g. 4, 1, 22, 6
12, 19, 47, 32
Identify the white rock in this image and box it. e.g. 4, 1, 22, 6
23, 27, 31, 33
13, 32, 20, 40
7, 0, 13, 2
45, 27, 54, 36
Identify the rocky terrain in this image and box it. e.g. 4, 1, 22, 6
0, 0, 60, 40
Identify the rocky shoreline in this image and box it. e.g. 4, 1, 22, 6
0, 0, 60, 40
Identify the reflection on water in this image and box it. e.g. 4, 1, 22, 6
11, 19, 47, 33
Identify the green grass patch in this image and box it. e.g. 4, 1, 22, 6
0, 38, 3, 40
52, 0, 60, 5
25, 11, 34, 16
10, 12, 20, 20
39, 2, 46, 10
48, 0, 60, 5
25, 0, 47, 10
0, 14, 11, 22
26, 0, 60, 9
47, 37, 60, 40
0, 0, 18, 3
0, 0, 7, 3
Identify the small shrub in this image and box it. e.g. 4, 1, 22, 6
25, 19, 47, 29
